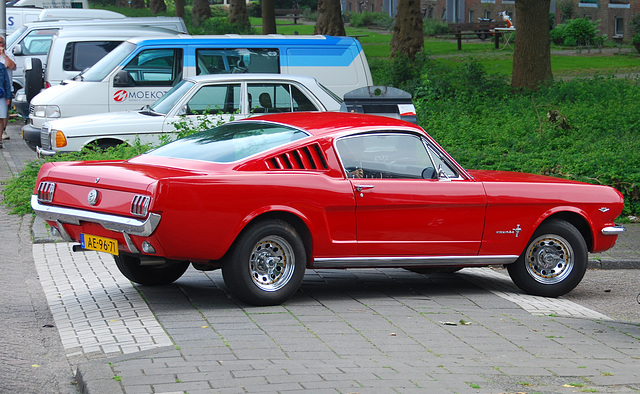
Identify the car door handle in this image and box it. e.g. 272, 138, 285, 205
355, 184, 375, 192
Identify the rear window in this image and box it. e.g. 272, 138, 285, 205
147, 121, 308, 163
63, 41, 122, 71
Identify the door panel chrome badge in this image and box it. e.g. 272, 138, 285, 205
496, 224, 522, 238
599, 207, 610, 213
88, 189, 99, 206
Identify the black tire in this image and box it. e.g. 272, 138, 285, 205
507, 220, 587, 297
222, 220, 306, 306
114, 254, 189, 286
25, 58, 43, 103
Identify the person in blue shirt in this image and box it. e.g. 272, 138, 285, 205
0, 61, 10, 149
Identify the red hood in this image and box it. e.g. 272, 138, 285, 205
467, 169, 585, 185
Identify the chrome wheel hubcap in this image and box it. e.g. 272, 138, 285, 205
249, 236, 295, 292
525, 235, 574, 285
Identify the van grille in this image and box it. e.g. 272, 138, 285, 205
265, 144, 328, 170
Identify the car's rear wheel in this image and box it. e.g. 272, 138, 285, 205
507, 220, 587, 297
222, 220, 306, 306
114, 254, 189, 286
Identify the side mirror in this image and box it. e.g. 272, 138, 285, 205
421, 167, 436, 179
12, 46, 23, 56
113, 70, 132, 87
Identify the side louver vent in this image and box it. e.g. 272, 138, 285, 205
266, 144, 328, 170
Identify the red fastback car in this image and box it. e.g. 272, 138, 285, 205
32, 112, 625, 305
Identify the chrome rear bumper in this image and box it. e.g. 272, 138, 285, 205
31, 195, 161, 237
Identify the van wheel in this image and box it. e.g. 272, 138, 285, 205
25, 58, 44, 103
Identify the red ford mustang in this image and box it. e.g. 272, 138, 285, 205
32, 112, 625, 305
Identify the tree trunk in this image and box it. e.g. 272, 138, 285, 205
511, 0, 553, 90
229, 0, 251, 31
262, 0, 277, 35
314, 0, 345, 36
149, 0, 166, 14
192, 0, 212, 27
130, 0, 145, 9
390, 0, 424, 59
174, 0, 185, 20
115, 0, 129, 8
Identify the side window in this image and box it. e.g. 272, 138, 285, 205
185, 83, 241, 115
64, 41, 121, 72
122, 48, 183, 87
336, 133, 436, 179
247, 83, 319, 114
195, 48, 279, 75
20, 29, 57, 55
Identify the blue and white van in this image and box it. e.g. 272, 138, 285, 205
24, 35, 373, 148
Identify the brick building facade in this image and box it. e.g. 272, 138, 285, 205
341, 0, 640, 42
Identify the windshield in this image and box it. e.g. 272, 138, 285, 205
147, 121, 308, 163
7, 26, 26, 48
149, 80, 194, 115
79, 41, 137, 82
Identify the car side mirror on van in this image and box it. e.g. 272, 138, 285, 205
12, 46, 24, 56
113, 70, 133, 87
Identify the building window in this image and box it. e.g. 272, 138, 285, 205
502, 0, 515, 4
481, 0, 496, 3
609, 0, 630, 8
579, 0, 599, 7
469, 10, 473, 22
615, 17, 624, 35
485, 10, 491, 19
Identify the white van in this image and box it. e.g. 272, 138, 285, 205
7, 17, 188, 92
7, 8, 125, 35
9, 0, 88, 8
23, 35, 372, 150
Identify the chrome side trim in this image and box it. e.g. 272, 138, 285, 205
602, 226, 626, 235
313, 255, 519, 269
31, 195, 161, 237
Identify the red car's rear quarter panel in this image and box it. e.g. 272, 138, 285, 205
152, 171, 358, 262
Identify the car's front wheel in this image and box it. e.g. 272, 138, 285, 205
507, 219, 587, 297
114, 254, 190, 286
222, 220, 306, 306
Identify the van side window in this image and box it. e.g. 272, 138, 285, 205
63, 41, 121, 72
195, 49, 279, 75
121, 48, 183, 87
185, 83, 241, 115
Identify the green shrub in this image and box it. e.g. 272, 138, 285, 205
565, 17, 598, 45
423, 18, 449, 36
349, 11, 394, 29
550, 23, 568, 45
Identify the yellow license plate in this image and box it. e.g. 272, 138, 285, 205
81, 233, 119, 256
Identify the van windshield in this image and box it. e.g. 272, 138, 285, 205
7, 26, 27, 48
77, 41, 137, 82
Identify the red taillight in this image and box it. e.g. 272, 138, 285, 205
45, 81, 51, 89
37, 182, 55, 202
131, 195, 150, 217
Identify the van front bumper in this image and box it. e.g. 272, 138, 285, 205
22, 123, 41, 152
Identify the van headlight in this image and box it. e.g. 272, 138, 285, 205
32, 105, 61, 118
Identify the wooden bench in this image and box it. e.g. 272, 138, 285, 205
447, 21, 507, 50
275, 8, 303, 24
